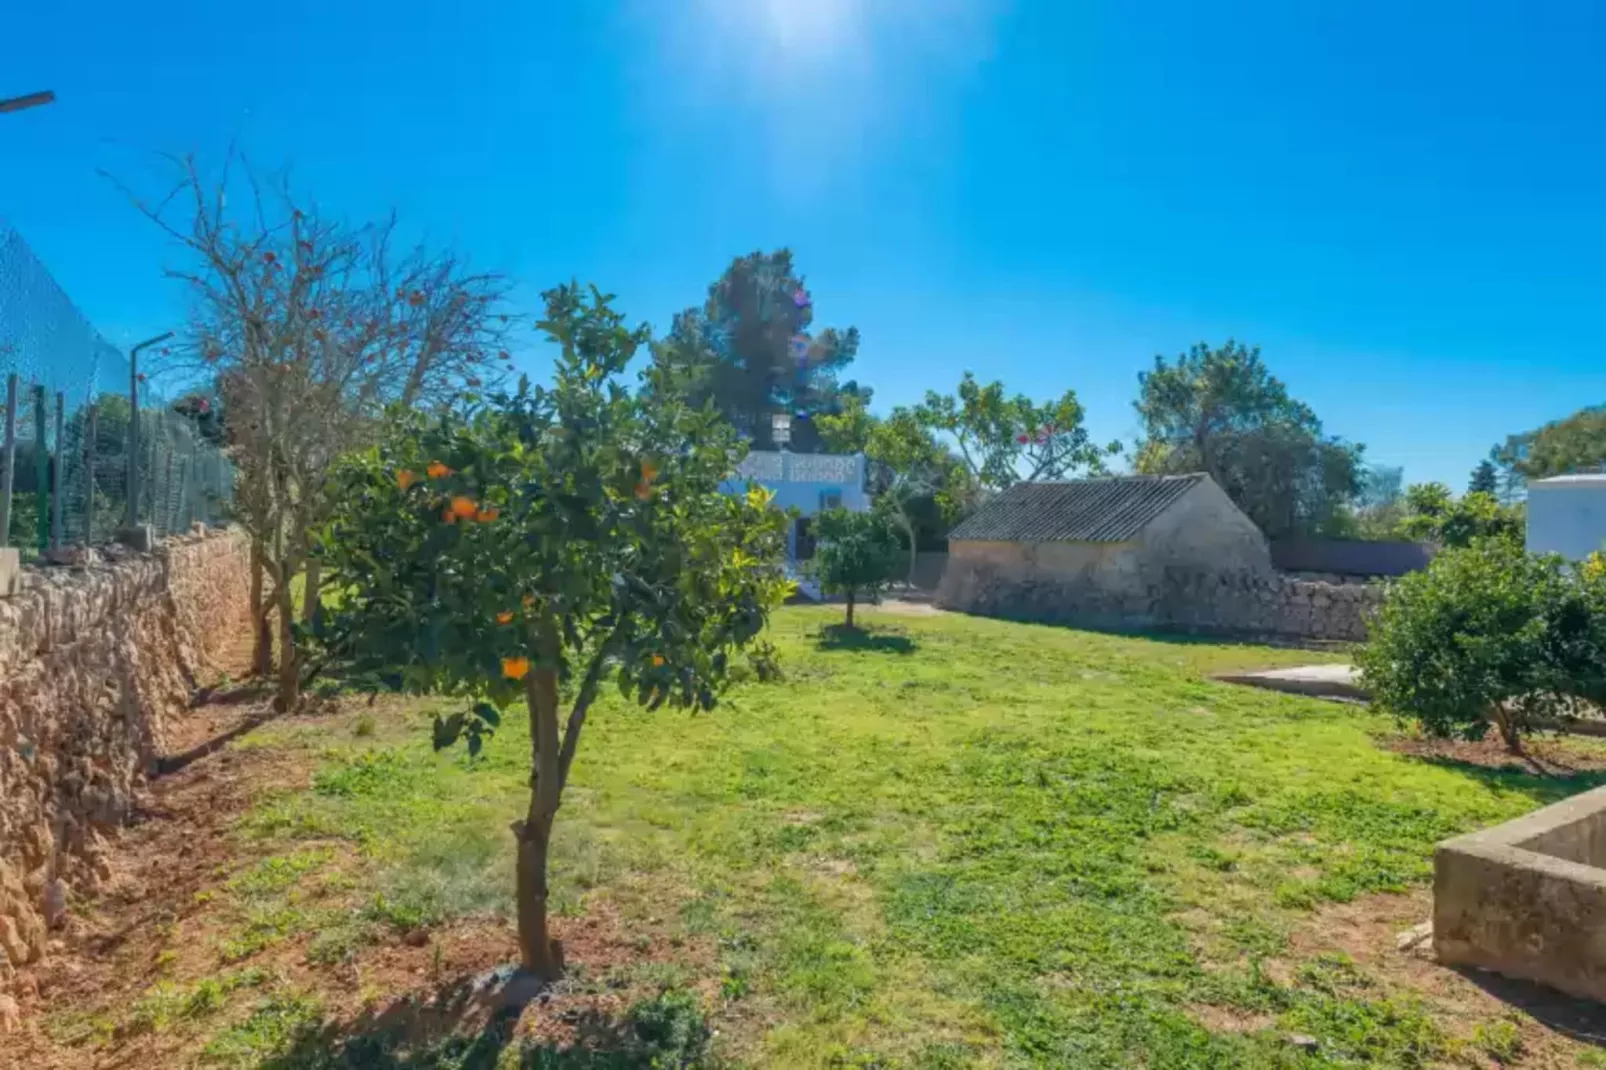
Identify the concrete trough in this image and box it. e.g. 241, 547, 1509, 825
1435, 783, 1606, 1003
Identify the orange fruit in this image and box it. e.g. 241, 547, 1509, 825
450, 496, 478, 519
475, 507, 500, 523
496, 611, 514, 625
502, 656, 530, 681
426, 461, 451, 479
396, 470, 418, 491
640, 458, 659, 483
634, 481, 652, 500
651, 654, 665, 667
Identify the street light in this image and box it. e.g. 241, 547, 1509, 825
125, 331, 174, 533
0, 90, 56, 115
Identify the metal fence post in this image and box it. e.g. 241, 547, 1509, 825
83, 404, 98, 548
33, 386, 47, 555
49, 392, 64, 552
161, 450, 174, 536
0, 374, 16, 548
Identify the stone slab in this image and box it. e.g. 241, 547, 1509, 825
1213, 663, 1368, 702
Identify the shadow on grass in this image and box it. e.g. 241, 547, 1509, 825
934, 606, 1348, 655
1453, 967, 1606, 1051
256, 968, 709, 1070
814, 623, 918, 655
1407, 754, 1606, 807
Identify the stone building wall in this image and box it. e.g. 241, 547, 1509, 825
0, 528, 251, 977
936, 545, 1387, 643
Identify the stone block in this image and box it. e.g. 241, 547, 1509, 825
116, 524, 156, 552
1435, 783, 1606, 1003
0, 548, 18, 597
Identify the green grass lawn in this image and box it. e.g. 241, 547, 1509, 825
74, 606, 1606, 1068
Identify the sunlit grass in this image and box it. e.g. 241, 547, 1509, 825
226, 605, 1601, 1067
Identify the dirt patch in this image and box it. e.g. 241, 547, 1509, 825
1286, 889, 1606, 1068
1382, 733, 1606, 775
1186, 1003, 1275, 1035
0, 695, 721, 1069
871, 599, 943, 618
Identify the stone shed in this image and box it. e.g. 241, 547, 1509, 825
936, 473, 1271, 630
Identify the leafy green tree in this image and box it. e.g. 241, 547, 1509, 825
1398, 483, 1522, 548
916, 372, 1114, 494
1339, 464, 1408, 539
865, 409, 969, 584
1133, 341, 1363, 538
316, 285, 793, 978
814, 391, 877, 455
1360, 540, 1606, 752
660, 250, 869, 452
1468, 458, 1499, 496
1493, 404, 1606, 485
806, 508, 903, 628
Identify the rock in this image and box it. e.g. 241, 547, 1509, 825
1396, 920, 1433, 952
42, 881, 66, 930
1285, 1033, 1319, 1052
0, 994, 17, 1033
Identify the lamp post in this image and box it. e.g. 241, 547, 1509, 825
122, 331, 173, 544
0, 90, 56, 115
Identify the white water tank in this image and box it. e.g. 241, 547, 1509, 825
1526, 474, 1606, 560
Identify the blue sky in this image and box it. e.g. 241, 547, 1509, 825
4, 0, 1604, 488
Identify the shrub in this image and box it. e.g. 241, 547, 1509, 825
1359, 540, 1606, 752
805, 508, 903, 628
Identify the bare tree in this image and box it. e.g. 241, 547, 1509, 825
109, 153, 513, 708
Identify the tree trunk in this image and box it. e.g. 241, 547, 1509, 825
1495, 708, 1524, 755
250, 541, 273, 677
899, 510, 918, 587
274, 568, 299, 711
845, 593, 856, 629
301, 557, 322, 629
514, 638, 565, 979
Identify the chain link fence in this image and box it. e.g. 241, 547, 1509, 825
0, 222, 232, 559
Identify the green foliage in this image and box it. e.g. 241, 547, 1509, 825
1396, 483, 1522, 548
658, 249, 869, 453
1134, 340, 1364, 538
1359, 540, 1606, 750
317, 282, 793, 733
805, 509, 903, 626
1493, 403, 1606, 482
1467, 458, 1499, 496
916, 372, 1113, 493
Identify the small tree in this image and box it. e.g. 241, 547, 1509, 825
806, 508, 903, 628
1359, 540, 1605, 753
317, 285, 792, 978
916, 372, 1114, 495
114, 153, 510, 708
1397, 483, 1523, 548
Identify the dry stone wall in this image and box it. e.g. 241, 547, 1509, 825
936, 555, 1387, 643
0, 528, 251, 978
1154, 568, 1386, 643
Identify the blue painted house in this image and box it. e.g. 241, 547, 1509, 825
721, 449, 871, 568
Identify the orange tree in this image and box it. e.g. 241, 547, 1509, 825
315, 284, 792, 978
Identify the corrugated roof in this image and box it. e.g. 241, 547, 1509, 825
948, 474, 1205, 543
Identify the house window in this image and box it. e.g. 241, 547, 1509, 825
820, 489, 843, 511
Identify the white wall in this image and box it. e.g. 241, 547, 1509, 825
719, 451, 870, 517
1526, 476, 1606, 560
